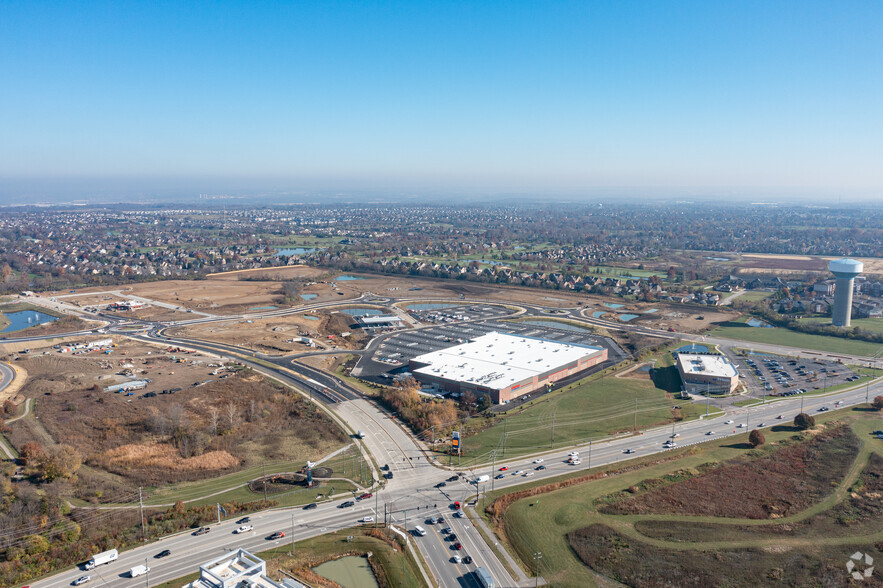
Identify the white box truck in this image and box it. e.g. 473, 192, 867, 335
85, 548, 118, 569
473, 474, 490, 484
356, 430, 366, 439
130, 564, 150, 578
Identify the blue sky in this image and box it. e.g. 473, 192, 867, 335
1, 1, 882, 200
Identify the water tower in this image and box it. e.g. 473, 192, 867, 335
829, 258, 863, 327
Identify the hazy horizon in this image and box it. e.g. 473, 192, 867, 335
2, 2, 882, 204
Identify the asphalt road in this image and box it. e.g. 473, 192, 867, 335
0, 362, 15, 394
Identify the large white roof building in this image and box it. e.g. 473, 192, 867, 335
676, 353, 740, 394
410, 332, 607, 403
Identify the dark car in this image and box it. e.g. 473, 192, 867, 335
454, 542, 463, 550
435, 482, 447, 488
193, 526, 210, 536
143, 391, 157, 398
236, 517, 251, 524
303, 503, 318, 510
339, 501, 355, 508
268, 531, 285, 540
535, 465, 546, 470
447, 475, 459, 482
155, 549, 171, 559
463, 555, 473, 564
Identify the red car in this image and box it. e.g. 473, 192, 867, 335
359, 493, 373, 500
454, 542, 463, 550
498, 466, 509, 471
268, 531, 285, 540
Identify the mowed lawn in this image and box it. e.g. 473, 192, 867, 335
711, 320, 882, 356
798, 316, 883, 334
458, 373, 711, 465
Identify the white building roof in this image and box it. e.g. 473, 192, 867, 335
677, 353, 738, 379
359, 315, 404, 324
411, 332, 604, 391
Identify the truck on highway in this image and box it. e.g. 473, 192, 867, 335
130, 564, 150, 577
473, 474, 490, 484
356, 430, 366, 439
474, 566, 495, 587
85, 548, 118, 569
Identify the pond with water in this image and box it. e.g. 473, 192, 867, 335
248, 305, 277, 311
676, 344, 709, 353
313, 556, 379, 588
336, 275, 364, 281
301, 294, 318, 300
746, 318, 775, 328
1, 309, 59, 333
602, 302, 625, 309
302, 315, 320, 320
341, 308, 382, 317
618, 314, 639, 322
275, 247, 321, 256
591, 311, 606, 318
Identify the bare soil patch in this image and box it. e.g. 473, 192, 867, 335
599, 425, 859, 519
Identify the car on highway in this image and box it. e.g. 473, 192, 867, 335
777, 414, 784, 419
624, 448, 635, 454
533, 458, 544, 463
155, 549, 171, 559
442, 527, 453, 534
523, 471, 534, 477
72, 575, 91, 586
738, 423, 747, 428
303, 503, 318, 510
437, 516, 446, 524
236, 517, 251, 524
463, 555, 473, 564
360, 516, 374, 523
453, 511, 464, 518
671, 433, 680, 438
513, 470, 524, 475
426, 516, 438, 524
447, 475, 459, 482
454, 542, 463, 550
235, 525, 253, 534
663, 441, 676, 448
536, 465, 546, 470
706, 431, 715, 435
451, 555, 462, 564
339, 501, 356, 508
495, 474, 505, 479
819, 406, 830, 412
498, 466, 509, 471
757, 423, 765, 428
193, 527, 210, 536
268, 532, 285, 540
570, 459, 581, 465
435, 482, 447, 488
725, 420, 734, 424
359, 493, 373, 500
568, 451, 579, 458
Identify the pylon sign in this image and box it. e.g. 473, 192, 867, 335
452, 431, 460, 454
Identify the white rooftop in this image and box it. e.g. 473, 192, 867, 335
411, 332, 604, 391
677, 353, 738, 379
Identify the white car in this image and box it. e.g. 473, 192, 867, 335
738, 423, 747, 428
776, 414, 784, 419
523, 472, 534, 477
451, 555, 462, 564
533, 458, 544, 463
671, 433, 680, 438
725, 420, 734, 424
513, 470, 524, 476
360, 516, 374, 523
568, 452, 579, 458
235, 525, 253, 534
706, 431, 715, 435
570, 460, 581, 465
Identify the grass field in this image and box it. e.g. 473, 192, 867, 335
736, 290, 775, 302
712, 319, 883, 356
453, 351, 721, 466
799, 316, 883, 334
479, 409, 882, 587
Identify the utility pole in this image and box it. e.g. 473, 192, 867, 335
145, 558, 150, 588
490, 449, 497, 492
139, 487, 146, 541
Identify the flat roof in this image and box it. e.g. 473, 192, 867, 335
677, 353, 738, 379
411, 332, 604, 391
359, 315, 404, 324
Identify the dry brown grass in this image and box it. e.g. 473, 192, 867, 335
95, 443, 240, 471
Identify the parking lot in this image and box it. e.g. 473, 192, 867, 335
735, 353, 865, 398
356, 303, 626, 382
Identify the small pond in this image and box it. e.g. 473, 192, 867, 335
591, 311, 606, 318
341, 308, 382, 317
248, 305, 277, 311
644, 308, 659, 313
1, 309, 59, 333
602, 302, 625, 309
746, 318, 775, 328
336, 275, 364, 281
618, 314, 639, 322
676, 344, 709, 353
301, 294, 318, 300
275, 247, 321, 256
313, 556, 379, 588
302, 315, 320, 320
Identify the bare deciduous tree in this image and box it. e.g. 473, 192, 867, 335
208, 406, 220, 436
225, 402, 238, 431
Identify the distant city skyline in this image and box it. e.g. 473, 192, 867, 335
2, 1, 882, 203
